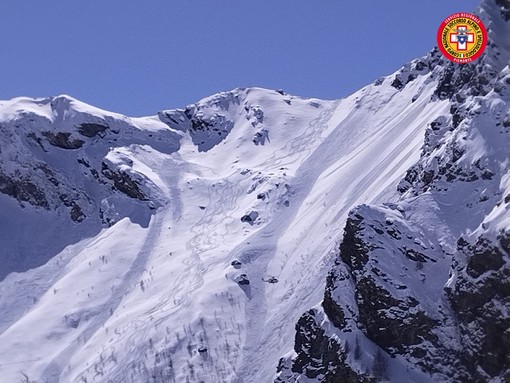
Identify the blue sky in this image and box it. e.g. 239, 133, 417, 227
1, 1, 479, 116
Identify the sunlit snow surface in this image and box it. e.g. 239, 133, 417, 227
0, 72, 453, 383
3, 0, 509, 379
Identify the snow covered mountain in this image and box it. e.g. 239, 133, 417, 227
275, 1, 510, 382
0, 0, 508, 382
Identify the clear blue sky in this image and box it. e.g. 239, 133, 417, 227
1, 1, 479, 116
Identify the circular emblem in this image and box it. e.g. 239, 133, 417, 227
436, 13, 487, 64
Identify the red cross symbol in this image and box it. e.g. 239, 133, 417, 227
449, 25, 474, 51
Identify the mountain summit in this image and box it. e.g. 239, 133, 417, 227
0, 1, 509, 382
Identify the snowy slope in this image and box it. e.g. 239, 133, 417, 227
0, 1, 509, 382
276, 0, 510, 382
0, 76, 447, 382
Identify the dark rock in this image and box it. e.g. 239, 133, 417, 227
500, 232, 510, 254
414, 60, 427, 71
434, 65, 458, 100
495, 0, 510, 21
322, 271, 347, 329
253, 129, 269, 146
288, 309, 372, 383
77, 123, 108, 138
187, 111, 235, 152
236, 274, 250, 285
401, 247, 430, 263
70, 203, 85, 222
99, 208, 114, 227
450, 105, 465, 129
0, 172, 48, 208
101, 162, 146, 200
398, 168, 418, 193
406, 73, 417, 84
42, 131, 84, 149
466, 238, 506, 278
390, 76, 404, 90
339, 213, 369, 271
448, 233, 510, 380
421, 170, 435, 186
430, 117, 445, 131
482, 170, 494, 180
37, 164, 59, 186
457, 236, 470, 250
59, 194, 86, 222
77, 158, 90, 168
356, 276, 439, 354
386, 227, 402, 239
241, 211, 259, 225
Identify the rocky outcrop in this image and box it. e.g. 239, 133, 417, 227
447, 232, 510, 380
496, 0, 510, 20
42, 131, 84, 149
0, 172, 48, 208
160, 90, 242, 152
58, 193, 86, 222
0, 95, 181, 229
101, 162, 146, 201
241, 211, 259, 225
275, 309, 372, 383
278, 200, 509, 381
159, 89, 276, 152
77, 123, 108, 138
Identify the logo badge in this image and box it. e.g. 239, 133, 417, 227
437, 13, 487, 64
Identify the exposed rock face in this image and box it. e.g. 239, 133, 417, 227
76, 123, 108, 138
101, 162, 146, 200
322, 271, 347, 330
496, 0, 510, 20
42, 131, 84, 149
160, 90, 241, 152
276, 1, 510, 381
58, 193, 86, 222
275, 309, 372, 383
0, 95, 180, 226
0, 172, 49, 208
159, 89, 277, 151
241, 210, 259, 225
448, 233, 510, 379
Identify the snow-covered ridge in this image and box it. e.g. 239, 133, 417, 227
276, 0, 510, 382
